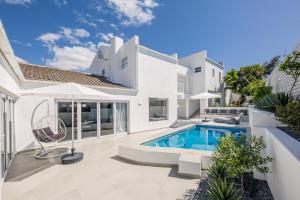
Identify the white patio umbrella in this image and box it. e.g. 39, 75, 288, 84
19, 82, 115, 155
190, 92, 221, 119
190, 92, 221, 99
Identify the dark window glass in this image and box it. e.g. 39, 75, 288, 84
149, 98, 168, 121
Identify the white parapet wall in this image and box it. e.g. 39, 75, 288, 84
249, 106, 300, 200
118, 144, 213, 177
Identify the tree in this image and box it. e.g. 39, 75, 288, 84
246, 80, 272, 101
212, 134, 272, 193
263, 56, 280, 77
224, 65, 265, 104
279, 51, 300, 95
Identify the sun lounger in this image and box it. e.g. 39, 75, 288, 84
213, 113, 244, 125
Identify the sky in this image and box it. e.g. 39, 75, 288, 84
0, 0, 300, 72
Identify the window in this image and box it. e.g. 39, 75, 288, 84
149, 98, 168, 121
81, 102, 97, 139
194, 67, 201, 73
58, 102, 78, 141
101, 69, 105, 76
219, 72, 221, 83
121, 57, 128, 69
212, 69, 215, 77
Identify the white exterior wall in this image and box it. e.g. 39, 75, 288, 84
249, 106, 300, 200
89, 36, 139, 89
205, 59, 224, 93
179, 51, 207, 95
0, 21, 22, 190
266, 43, 300, 97
89, 45, 111, 77
266, 65, 300, 97
110, 36, 138, 88
132, 51, 178, 131
177, 99, 187, 118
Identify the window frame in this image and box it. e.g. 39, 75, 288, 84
121, 57, 128, 69
148, 98, 169, 122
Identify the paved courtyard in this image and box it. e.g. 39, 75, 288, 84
2, 128, 200, 200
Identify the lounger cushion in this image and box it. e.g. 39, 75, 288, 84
214, 117, 239, 125
33, 127, 65, 142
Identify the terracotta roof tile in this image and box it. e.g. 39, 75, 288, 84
19, 63, 126, 89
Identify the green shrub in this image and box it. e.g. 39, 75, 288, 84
246, 80, 272, 101
207, 178, 242, 200
212, 134, 272, 192
255, 92, 294, 112
276, 100, 300, 130
208, 163, 229, 181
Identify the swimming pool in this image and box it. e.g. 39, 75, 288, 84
143, 125, 247, 151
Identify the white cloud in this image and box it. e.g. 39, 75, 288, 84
110, 23, 118, 30
54, 0, 67, 7
143, 0, 158, 8
73, 9, 98, 28
15, 55, 28, 63
37, 33, 62, 44
74, 28, 90, 38
37, 33, 62, 50
97, 42, 110, 47
97, 19, 107, 23
106, 0, 158, 26
11, 39, 32, 47
57, 27, 90, 44
96, 32, 114, 42
37, 27, 95, 70
45, 45, 96, 70
2, 0, 31, 5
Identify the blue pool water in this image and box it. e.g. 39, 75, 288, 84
143, 125, 247, 151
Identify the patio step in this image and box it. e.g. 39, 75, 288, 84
178, 153, 201, 178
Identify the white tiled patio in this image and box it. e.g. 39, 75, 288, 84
2, 127, 200, 200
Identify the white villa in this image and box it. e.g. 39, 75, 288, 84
0, 21, 224, 178
1, 17, 300, 200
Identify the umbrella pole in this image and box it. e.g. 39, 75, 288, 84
71, 98, 75, 155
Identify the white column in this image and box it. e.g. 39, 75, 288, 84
185, 99, 189, 119
77, 101, 81, 141
113, 102, 116, 134
97, 101, 101, 139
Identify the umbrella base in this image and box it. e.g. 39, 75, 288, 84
61, 152, 84, 164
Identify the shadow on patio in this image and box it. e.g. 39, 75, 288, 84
5, 150, 62, 182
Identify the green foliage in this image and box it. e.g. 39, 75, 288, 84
279, 51, 300, 95
224, 65, 265, 104
246, 80, 272, 101
276, 100, 300, 131
208, 163, 229, 180
263, 56, 280, 77
255, 92, 294, 112
207, 178, 242, 200
224, 69, 239, 93
212, 134, 272, 192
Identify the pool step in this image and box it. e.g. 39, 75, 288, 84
178, 153, 201, 178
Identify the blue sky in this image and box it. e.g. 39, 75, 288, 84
0, 0, 299, 71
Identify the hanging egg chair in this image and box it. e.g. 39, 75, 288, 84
31, 100, 69, 159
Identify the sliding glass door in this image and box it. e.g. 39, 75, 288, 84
116, 103, 127, 133
81, 102, 97, 138
0, 96, 15, 178
1, 97, 6, 177
100, 103, 114, 136
57, 101, 128, 140
57, 102, 77, 141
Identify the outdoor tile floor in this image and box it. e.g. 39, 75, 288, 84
2, 127, 200, 200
